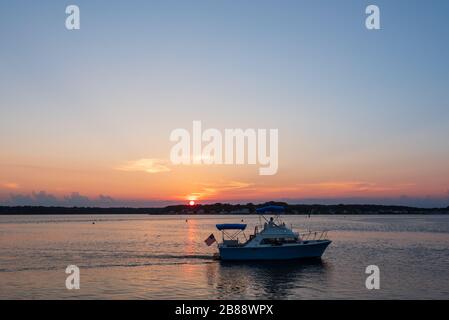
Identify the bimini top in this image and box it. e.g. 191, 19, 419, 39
256, 205, 285, 214
216, 223, 247, 231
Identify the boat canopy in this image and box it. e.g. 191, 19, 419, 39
256, 205, 285, 214
216, 223, 247, 231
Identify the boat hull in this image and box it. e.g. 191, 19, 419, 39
218, 240, 331, 261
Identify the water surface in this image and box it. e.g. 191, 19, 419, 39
0, 214, 448, 299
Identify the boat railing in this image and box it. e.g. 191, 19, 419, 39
298, 230, 329, 241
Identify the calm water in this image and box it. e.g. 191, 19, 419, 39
0, 214, 448, 299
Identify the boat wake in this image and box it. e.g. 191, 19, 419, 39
0, 254, 216, 273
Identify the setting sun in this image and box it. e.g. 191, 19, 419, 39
189, 200, 195, 206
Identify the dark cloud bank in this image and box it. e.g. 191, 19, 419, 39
1, 191, 176, 208
1, 191, 449, 208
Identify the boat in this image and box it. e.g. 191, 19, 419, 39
216, 205, 331, 261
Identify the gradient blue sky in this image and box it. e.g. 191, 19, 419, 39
1, 0, 449, 207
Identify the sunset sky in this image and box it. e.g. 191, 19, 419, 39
1, 0, 449, 207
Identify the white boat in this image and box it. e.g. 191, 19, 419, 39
216, 206, 331, 261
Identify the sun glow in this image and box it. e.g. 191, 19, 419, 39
189, 200, 195, 206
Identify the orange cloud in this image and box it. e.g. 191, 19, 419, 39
295, 181, 416, 194
183, 180, 253, 201
116, 158, 171, 174
1, 182, 19, 190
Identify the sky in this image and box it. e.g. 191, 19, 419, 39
1, 0, 449, 207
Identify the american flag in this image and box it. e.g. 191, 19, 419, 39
204, 233, 216, 246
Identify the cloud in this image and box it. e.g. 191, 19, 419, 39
98, 194, 114, 202
295, 181, 411, 193
8, 191, 58, 206
1, 182, 19, 190
0, 191, 180, 207
1, 190, 448, 208
185, 180, 253, 200
116, 158, 171, 174
64, 192, 90, 206
2, 191, 115, 207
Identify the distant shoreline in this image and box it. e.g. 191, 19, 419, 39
1, 202, 448, 215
